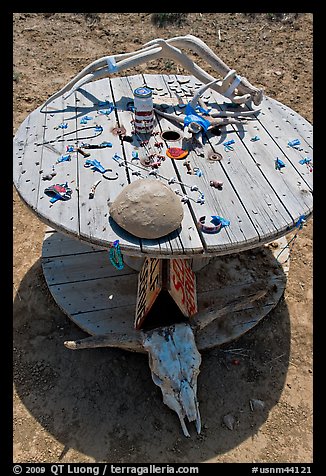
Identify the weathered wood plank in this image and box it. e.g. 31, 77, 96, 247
162, 74, 262, 252
260, 96, 313, 149
108, 75, 164, 256
195, 297, 283, 349
111, 74, 204, 256
142, 73, 205, 257
13, 111, 31, 188
14, 106, 46, 211
67, 306, 140, 347
42, 230, 105, 258
150, 73, 214, 254
209, 131, 296, 239
181, 79, 297, 241
33, 94, 80, 236
207, 90, 313, 225
49, 273, 138, 316
146, 73, 234, 253
126, 74, 184, 256
73, 78, 144, 254
246, 96, 313, 191
42, 250, 136, 285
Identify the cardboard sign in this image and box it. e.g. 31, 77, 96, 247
134, 258, 162, 329
168, 259, 197, 317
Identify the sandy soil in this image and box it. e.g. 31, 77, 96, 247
13, 13, 313, 464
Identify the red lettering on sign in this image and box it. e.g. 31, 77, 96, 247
172, 274, 185, 304
172, 260, 186, 304
135, 258, 163, 329
184, 262, 197, 315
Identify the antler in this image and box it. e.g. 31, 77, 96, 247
165, 35, 264, 105
154, 108, 244, 128
40, 35, 264, 111
41, 44, 163, 109
153, 74, 261, 136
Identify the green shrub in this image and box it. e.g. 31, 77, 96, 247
13, 70, 21, 82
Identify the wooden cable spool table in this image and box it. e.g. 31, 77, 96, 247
13, 73, 313, 351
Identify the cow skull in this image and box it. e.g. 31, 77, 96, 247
143, 323, 201, 438
64, 289, 267, 437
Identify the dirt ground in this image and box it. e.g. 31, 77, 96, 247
13, 13, 313, 464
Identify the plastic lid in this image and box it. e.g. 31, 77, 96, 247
134, 87, 153, 98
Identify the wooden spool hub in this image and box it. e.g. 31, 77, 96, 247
42, 230, 290, 352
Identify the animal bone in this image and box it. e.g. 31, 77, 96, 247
65, 323, 202, 438
64, 331, 143, 353
40, 35, 264, 111
64, 288, 267, 437
153, 77, 261, 136
153, 107, 244, 130
144, 35, 263, 104
64, 288, 268, 350
189, 78, 220, 109
142, 323, 201, 438
209, 109, 261, 118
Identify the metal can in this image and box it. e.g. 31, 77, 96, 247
133, 87, 154, 134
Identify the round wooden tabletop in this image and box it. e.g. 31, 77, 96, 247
13, 74, 313, 258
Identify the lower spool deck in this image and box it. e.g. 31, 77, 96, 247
42, 230, 289, 352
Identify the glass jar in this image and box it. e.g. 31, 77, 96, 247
133, 87, 154, 134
